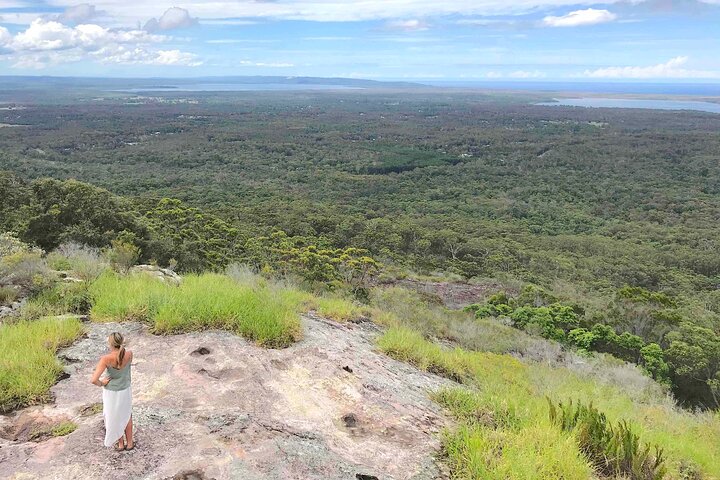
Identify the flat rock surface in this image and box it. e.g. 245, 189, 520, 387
0, 315, 451, 480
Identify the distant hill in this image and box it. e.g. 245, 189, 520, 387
0, 75, 425, 91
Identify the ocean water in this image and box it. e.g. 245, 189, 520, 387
426, 81, 720, 96
536, 97, 720, 114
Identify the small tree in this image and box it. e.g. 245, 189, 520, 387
107, 239, 140, 274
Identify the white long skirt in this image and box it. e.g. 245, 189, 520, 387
102, 386, 132, 447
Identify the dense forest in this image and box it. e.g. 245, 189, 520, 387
2, 88, 720, 408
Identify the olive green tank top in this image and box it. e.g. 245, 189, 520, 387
104, 361, 131, 391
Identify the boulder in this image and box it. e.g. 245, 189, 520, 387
130, 265, 182, 285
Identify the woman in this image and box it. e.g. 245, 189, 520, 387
90, 332, 134, 451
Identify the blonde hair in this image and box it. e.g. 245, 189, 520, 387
108, 332, 126, 368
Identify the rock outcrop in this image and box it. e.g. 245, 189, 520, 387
130, 265, 182, 285
0, 315, 451, 480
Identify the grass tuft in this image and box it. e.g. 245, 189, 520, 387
311, 296, 368, 322
90, 272, 307, 347
0, 317, 84, 412
50, 420, 78, 437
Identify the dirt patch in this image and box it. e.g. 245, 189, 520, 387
393, 279, 511, 309
0, 410, 74, 442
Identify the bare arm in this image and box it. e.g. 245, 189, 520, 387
89, 357, 109, 387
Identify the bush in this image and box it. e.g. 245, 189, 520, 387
47, 242, 108, 281
0, 232, 42, 257
567, 328, 595, 351
516, 284, 559, 307
40, 282, 93, 315
0, 251, 53, 292
618, 286, 676, 308
548, 399, 666, 480
0, 285, 18, 304
107, 239, 140, 273
510, 306, 566, 342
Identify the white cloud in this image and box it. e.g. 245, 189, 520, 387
96, 45, 201, 65
32, 1, 630, 24
582, 56, 720, 79
154, 49, 200, 65
384, 19, 430, 31
201, 19, 258, 26
543, 8, 617, 27
144, 7, 197, 32
0, 19, 200, 68
238, 60, 294, 67
0, 26, 12, 47
12, 20, 80, 51
482, 70, 546, 78
8, 0, 720, 25
0, 12, 56, 25
509, 70, 546, 78
10, 19, 162, 51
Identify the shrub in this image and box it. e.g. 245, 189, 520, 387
0, 285, 18, 304
225, 263, 260, 287
568, 328, 595, 351
244, 231, 380, 295
510, 306, 566, 342
14, 281, 94, 320
638, 343, 670, 386
618, 286, 676, 308
0, 232, 41, 257
107, 239, 140, 273
486, 291, 510, 305
548, 399, 666, 480
0, 251, 53, 292
48, 242, 108, 281
516, 284, 558, 307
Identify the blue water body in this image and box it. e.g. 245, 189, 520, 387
426, 81, 720, 96
116, 83, 363, 92
536, 97, 720, 114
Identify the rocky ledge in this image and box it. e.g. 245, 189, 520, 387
0, 314, 451, 480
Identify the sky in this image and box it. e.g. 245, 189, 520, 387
0, 0, 719, 81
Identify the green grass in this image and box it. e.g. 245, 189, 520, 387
50, 420, 78, 437
0, 316, 84, 412
78, 402, 103, 417
379, 326, 720, 479
28, 420, 78, 441
441, 420, 592, 480
311, 296, 368, 322
90, 272, 308, 347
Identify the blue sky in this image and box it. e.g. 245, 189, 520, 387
1, 1, 719, 81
